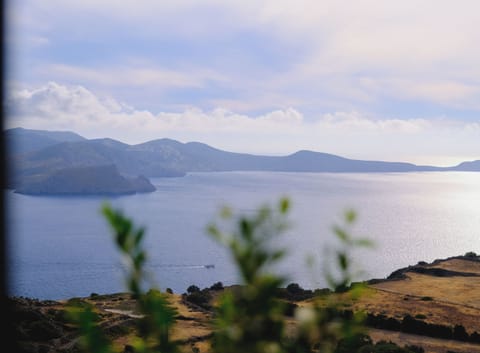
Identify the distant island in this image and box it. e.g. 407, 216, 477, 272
5, 127, 480, 196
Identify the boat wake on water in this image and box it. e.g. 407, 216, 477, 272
149, 264, 215, 269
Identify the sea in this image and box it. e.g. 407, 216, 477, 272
6, 171, 480, 300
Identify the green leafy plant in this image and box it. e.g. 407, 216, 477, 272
68, 204, 178, 353
207, 198, 291, 353
67, 301, 111, 353
207, 199, 371, 353
69, 198, 375, 353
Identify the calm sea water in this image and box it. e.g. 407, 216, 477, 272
6, 171, 480, 300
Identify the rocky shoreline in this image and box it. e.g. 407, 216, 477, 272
7, 253, 480, 353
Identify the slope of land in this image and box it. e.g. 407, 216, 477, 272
5, 128, 479, 195
9, 254, 480, 353
5, 127, 86, 155
14, 164, 156, 195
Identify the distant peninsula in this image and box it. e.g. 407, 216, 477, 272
5, 127, 480, 196
13, 164, 155, 196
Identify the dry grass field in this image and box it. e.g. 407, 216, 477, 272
366, 258, 480, 333
332, 256, 480, 352
11, 255, 480, 353
85, 256, 480, 353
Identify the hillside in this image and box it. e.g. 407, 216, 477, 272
8, 254, 480, 353
5, 127, 86, 155
449, 160, 480, 171
14, 164, 155, 196
5, 128, 480, 195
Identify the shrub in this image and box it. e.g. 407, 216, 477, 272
453, 324, 469, 341
284, 302, 298, 317
186, 285, 200, 294
334, 333, 372, 353
365, 313, 401, 331
184, 291, 212, 309
314, 288, 332, 296
420, 296, 433, 301
371, 341, 416, 353
209, 282, 224, 291
286, 282, 303, 294
277, 282, 315, 301
470, 331, 480, 343
405, 345, 424, 353
66, 298, 94, 311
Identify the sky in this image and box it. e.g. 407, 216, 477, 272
4, 0, 480, 166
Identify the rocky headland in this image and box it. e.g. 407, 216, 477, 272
13, 164, 156, 196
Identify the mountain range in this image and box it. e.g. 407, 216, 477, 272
5, 127, 480, 195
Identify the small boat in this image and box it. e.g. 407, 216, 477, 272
204, 264, 215, 269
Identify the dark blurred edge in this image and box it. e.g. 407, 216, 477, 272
2, 0, 16, 350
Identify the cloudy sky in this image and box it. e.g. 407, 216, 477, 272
5, 0, 480, 166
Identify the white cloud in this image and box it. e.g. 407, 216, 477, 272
385, 80, 480, 108
40, 64, 226, 90
9, 1, 480, 113
6, 82, 303, 133
316, 112, 431, 133
6, 82, 479, 166
251, 1, 480, 110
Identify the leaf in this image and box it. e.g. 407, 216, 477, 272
333, 225, 349, 243
220, 206, 232, 219
337, 252, 348, 271
134, 229, 145, 247
345, 209, 356, 224
279, 198, 290, 214
354, 238, 374, 248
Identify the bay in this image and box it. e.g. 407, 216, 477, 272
6, 171, 480, 300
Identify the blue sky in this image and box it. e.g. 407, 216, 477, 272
5, 1, 480, 165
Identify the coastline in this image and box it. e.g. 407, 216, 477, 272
8, 253, 480, 353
